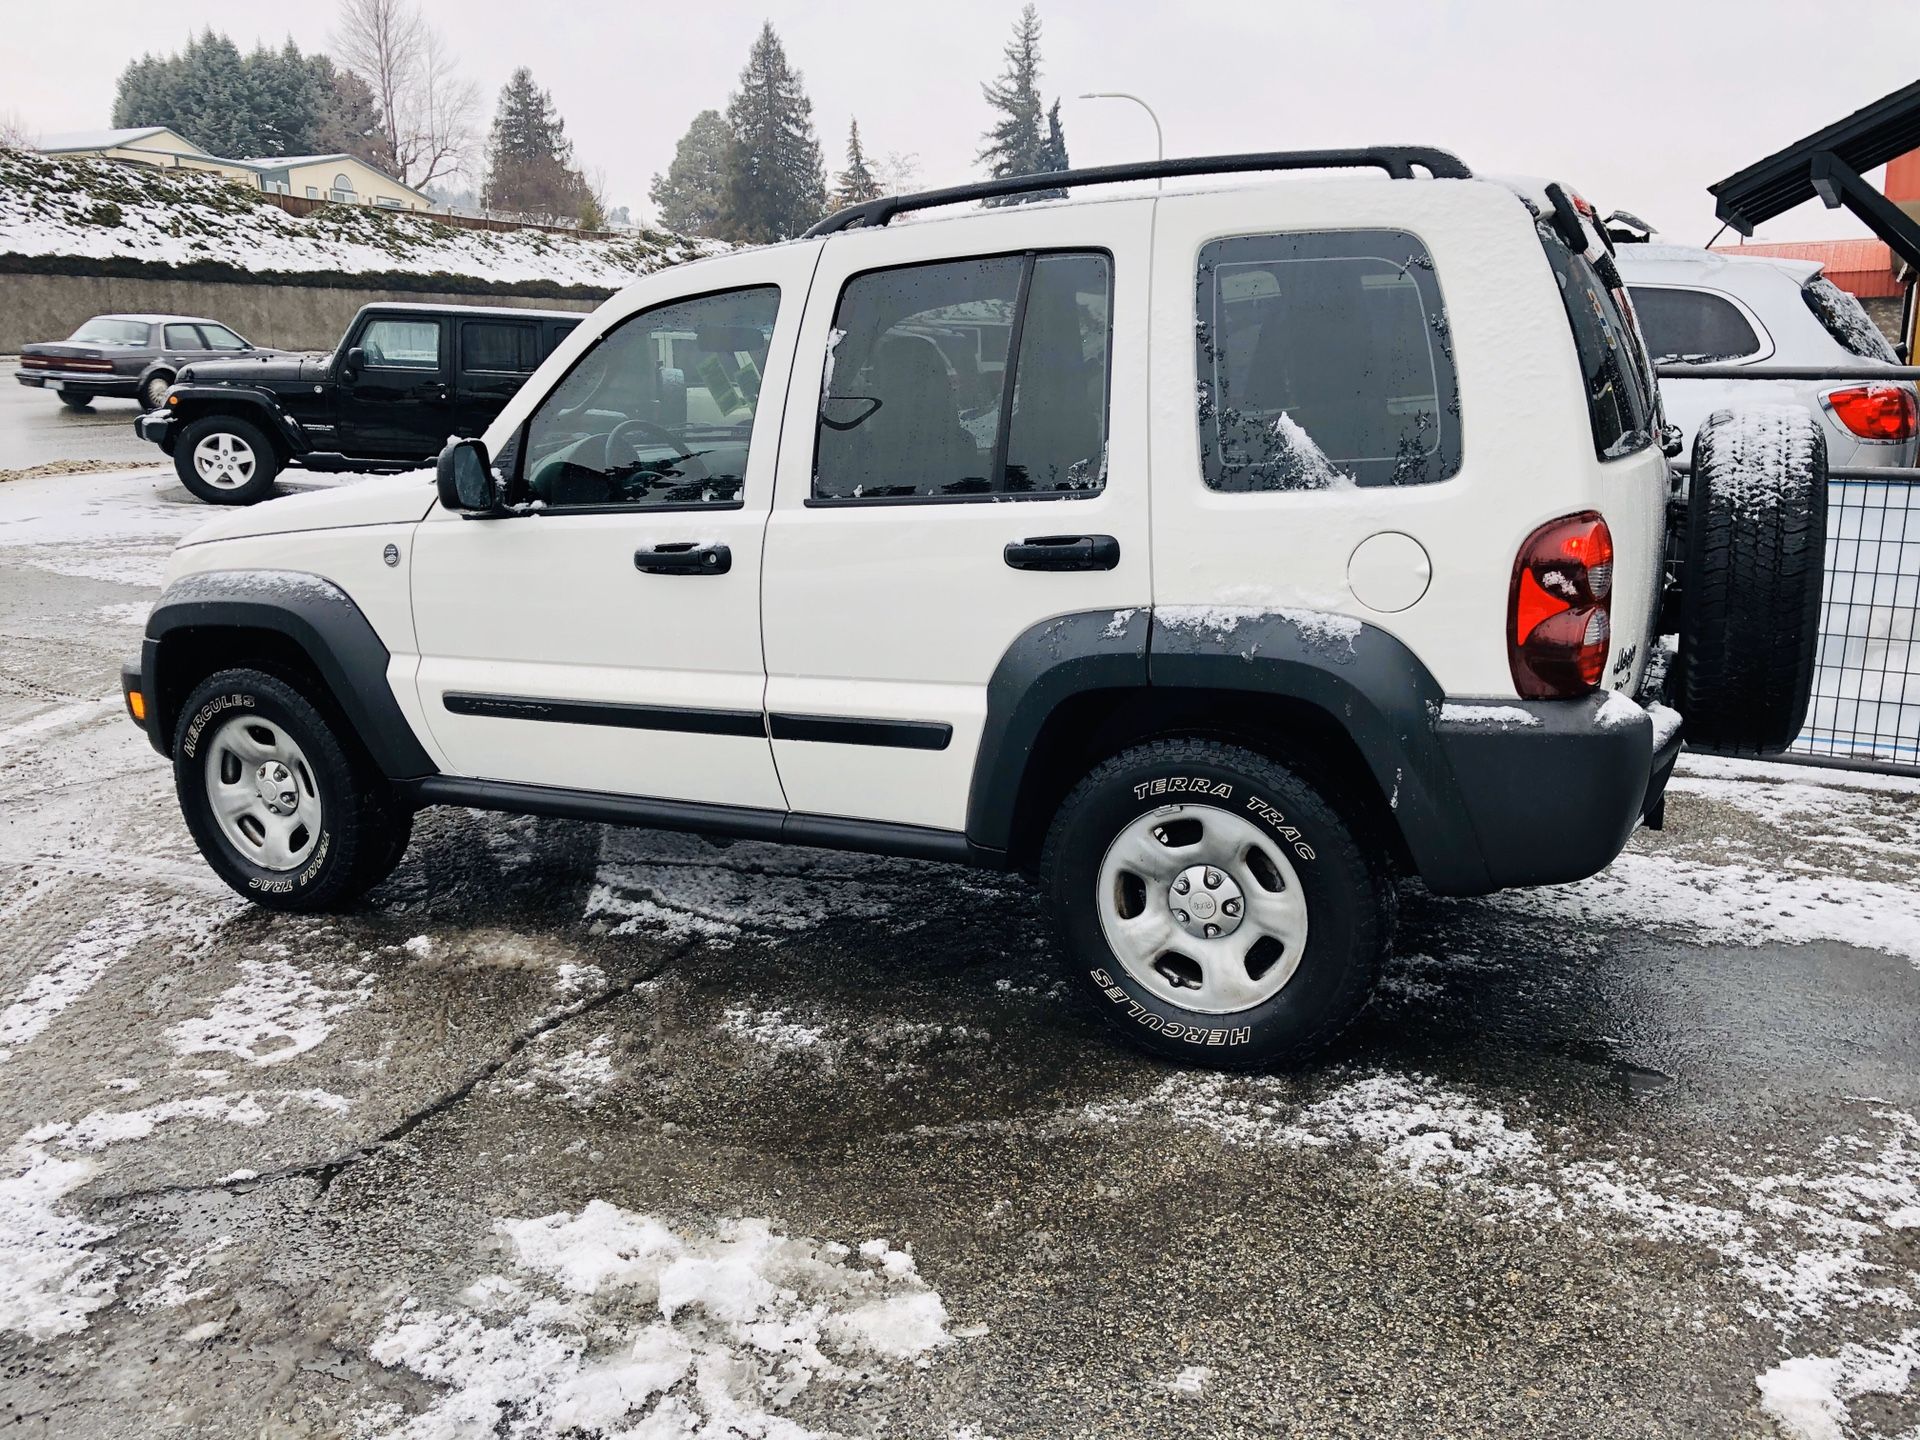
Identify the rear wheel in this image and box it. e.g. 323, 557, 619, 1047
1042, 738, 1387, 1070
57, 389, 91, 410
141, 372, 173, 411
1677, 406, 1828, 753
173, 668, 406, 912
175, 415, 281, 505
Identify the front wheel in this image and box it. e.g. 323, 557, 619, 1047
175, 415, 281, 504
173, 668, 406, 912
1041, 738, 1387, 1070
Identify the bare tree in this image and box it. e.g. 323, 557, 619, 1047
332, 0, 477, 189
0, 110, 37, 152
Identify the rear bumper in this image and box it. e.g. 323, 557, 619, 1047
17, 370, 137, 395
1428, 692, 1681, 893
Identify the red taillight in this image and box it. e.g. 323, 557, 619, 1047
1823, 384, 1917, 441
1509, 512, 1613, 698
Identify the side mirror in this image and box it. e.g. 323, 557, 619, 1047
341, 346, 365, 380
1659, 423, 1685, 459
436, 437, 498, 513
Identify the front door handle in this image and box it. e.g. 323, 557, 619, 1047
419, 381, 449, 401
635, 542, 731, 575
1003, 534, 1120, 572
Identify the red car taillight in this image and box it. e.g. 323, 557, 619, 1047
1509, 512, 1613, 699
1823, 384, 1917, 441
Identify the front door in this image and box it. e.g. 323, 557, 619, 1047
337, 314, 453, 457
407, 247, 819, 809
453, 316, 540, 437
760, 201, 1154, 835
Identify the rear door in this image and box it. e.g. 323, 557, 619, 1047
453, 316, 540, 436
760, 200, 1152, 834
161, 320, 214, 372
336, 313, 453, 457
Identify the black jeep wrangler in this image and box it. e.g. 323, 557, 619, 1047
136, 301, 583, 504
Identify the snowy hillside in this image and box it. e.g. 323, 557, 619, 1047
0, 149, 713, 292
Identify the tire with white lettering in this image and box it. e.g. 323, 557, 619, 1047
173, 668, 404, 912
1041, 738, 1385, 1070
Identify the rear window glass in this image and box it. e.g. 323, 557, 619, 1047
1802, 275, 1897, 362
1195, 229, 1460, 490
1538, 226, 1655, 460
462, 321, 538, 372
69, 318, 149, 345
1628, 287, 1763, 364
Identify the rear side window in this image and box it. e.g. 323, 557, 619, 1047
1802, 275, 1897, 362
462, 321, 538, 372
813, 251, 1112, 502
1628, 286, 1764, 364
1195, 230, 1460, 490
1538, 226, 1655, 460
163, 324, 203, 349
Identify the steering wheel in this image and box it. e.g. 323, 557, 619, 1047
606, 418, 691, 468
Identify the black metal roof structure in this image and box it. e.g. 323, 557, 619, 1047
803, 147, 1471, 237
1709, 78, 1920, 271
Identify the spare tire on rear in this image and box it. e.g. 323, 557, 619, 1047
1676, 405, 1827, 754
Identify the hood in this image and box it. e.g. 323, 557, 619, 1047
178, 352, 325, 386
181, 471, 438, 547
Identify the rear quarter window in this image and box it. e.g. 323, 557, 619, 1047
1628, 286, 1764, 364
1802, 275, 1897, 362
1195, 230, 1460, 490
1538, 226, 1655, 461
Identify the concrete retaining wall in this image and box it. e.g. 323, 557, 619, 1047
0, 272, 603, 354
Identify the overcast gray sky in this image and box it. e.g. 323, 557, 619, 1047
6, 0, 1917, 244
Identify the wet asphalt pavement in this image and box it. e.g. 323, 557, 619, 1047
0, 361, 156, 475
1, 465, 1918, 1439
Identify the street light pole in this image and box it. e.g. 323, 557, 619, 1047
1078, 92, 1164, 188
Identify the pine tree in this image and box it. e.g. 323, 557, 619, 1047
649, 109, 731, 237
308, 55, 391, 170
718, 23, 827, 244
481, 67, 589, 222
977, 4, 1068, 203
832, 118, 882, 209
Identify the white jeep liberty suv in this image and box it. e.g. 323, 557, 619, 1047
122, 150, 1828, 1069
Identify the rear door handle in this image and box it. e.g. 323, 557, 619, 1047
635, 542, 731, 575
1003, 534, 1121, 572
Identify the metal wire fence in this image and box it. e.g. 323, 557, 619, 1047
1658, 362, 1920, 774
1795, 474, 1920, 769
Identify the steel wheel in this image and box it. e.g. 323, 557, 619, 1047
202, 713, 323, 871
192, 431, 258, 490
1096, 803, 1309, 1014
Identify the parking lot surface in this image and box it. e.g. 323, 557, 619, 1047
0, 361, 159, 476
1, 466, 1918, 1439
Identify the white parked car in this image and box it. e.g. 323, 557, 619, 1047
121, 152, 1829, 1069
1615, 242, 1918, 470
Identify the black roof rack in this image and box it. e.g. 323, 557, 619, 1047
803, 147, 1472, 237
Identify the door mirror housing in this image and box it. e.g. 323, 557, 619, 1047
437, 437, 499, 514
1659, 422, 1685, 459
341, 346, 365, 380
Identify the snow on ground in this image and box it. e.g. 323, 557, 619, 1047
1759, 1330, 1920, 1440
0, 149, 711, 292
359, 1203, 955, 1438
496, 1032, 618, 1108
0, 467, 207, 587
166, 955, 374, 1066
0, 1088, 346, 1340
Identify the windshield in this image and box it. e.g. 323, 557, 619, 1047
69, 318, 150, 346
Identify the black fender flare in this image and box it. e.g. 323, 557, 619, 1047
165, 385, 310, 454
964, 608, 1493, 895
141, 570, 437, 781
